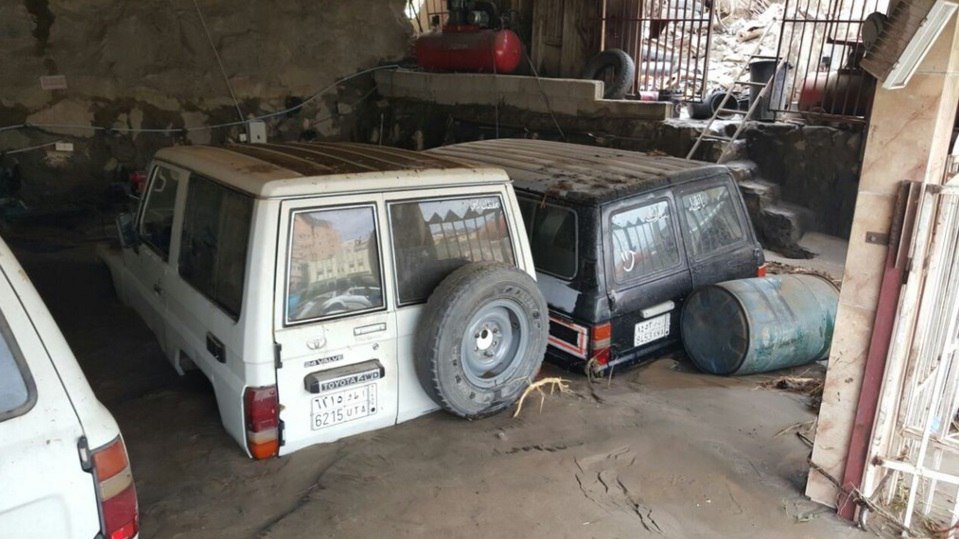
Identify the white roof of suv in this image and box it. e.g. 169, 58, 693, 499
154, 142, 509, 198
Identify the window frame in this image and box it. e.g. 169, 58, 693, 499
138, 164, 180, 261
282, 202, 387, 327
676, 180, 749, 262
0, 311, 38, 424
518, 195, 579, 281
176, 173, 254, 321
605, 195, 685, 286
386, 192, 514, 308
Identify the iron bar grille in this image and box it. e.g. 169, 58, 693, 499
412, 0, 449, 34
771, 0, 889, 120
599, 0, 714, 101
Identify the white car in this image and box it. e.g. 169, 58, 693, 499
0, 236, 138, 539
102, 142, 548, 459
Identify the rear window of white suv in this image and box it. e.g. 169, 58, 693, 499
0, 318, 35, 421
389, 195, 514, 305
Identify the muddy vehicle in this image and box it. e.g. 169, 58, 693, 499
101, 142, 548, 458
0, 235, 138, 539
428, 140, 765, 374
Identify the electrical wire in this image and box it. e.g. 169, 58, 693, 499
191, 0, 244, 122
0, 64, 398, 149
2, 141, 62, 155
523, 49, 567, 142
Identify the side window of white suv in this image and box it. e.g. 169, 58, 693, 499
0, 317, 36, 422
178, 175, 254, 319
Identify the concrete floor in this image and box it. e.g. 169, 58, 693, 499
765, 233, 849, 282
8, 228, 863, 539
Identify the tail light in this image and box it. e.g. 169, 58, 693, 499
244, 385, 279, 459
757, 263, 768, 277
590, 322, 612, 366
92, 437, 138, 539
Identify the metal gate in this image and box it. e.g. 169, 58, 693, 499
599, 0, 714, 100
772, 0, 889, 120
858, 168, 959, 535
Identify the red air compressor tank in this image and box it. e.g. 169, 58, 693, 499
415, 25, 523, 74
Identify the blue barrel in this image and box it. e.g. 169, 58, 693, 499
680, 274, 839, 375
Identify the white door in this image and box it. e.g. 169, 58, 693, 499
125, 163, 186, 352
384, 188, 524, 422
273, 196, 398, 455
0, 263, 100, 537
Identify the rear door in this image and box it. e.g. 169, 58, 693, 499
385, 188, 523, 422
676, 177, 761, 287
603, 191, 691, 361
273, 195, 398, 455
0, 260, 99, 537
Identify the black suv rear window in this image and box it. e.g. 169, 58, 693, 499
389, 195, 514, 304
609, 199, 680, 283
518, 199, 578, 280
681, 185, 745, 258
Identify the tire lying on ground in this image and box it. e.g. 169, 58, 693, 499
415, 262, 549, 418
581, 48, 636, 99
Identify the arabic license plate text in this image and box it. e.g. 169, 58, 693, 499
311, 383, 377, 430
634, 314, 670, 347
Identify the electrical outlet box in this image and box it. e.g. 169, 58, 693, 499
246, 121, 267, 144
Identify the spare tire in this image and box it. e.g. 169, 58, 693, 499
581, 49, 636, 99
415, 262, 548, 418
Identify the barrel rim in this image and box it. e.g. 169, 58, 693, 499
680, 284, 750, 376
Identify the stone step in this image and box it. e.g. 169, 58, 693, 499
723, 159, 759, 183
738, 178, 781, 218
758, 202, 814, 252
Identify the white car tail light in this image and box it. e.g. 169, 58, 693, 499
91, 436, 138, 539
244, 385, 279, 459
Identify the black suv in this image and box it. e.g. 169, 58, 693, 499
428, 139, 765, 374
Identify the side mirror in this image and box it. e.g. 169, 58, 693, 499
115, 212, 139, 249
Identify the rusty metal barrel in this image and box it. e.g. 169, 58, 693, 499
680, 274, 839, 375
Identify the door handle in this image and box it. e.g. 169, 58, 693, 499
153, 282, 162, 295
353, 322, 387, 336
207, 333, 226, 363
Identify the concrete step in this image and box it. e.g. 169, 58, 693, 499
724, 159, 759, 183
758, 202, 815, 256
738, 178, 781, 216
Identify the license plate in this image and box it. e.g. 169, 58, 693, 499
311, 383, 377, 430
634, 313, 670, 347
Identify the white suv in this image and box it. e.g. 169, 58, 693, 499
0, 236, 138, 539
102, 142, 548, 458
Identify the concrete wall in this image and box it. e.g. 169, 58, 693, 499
0, 0, 411, 206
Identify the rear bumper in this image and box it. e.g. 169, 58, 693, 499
544, 337, 681, 375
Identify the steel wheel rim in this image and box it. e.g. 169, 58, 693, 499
461, 298, 528, 388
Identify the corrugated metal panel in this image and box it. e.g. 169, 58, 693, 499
154, 141, 479, 197
427, 139, 726, 203
220, 142, 469, 177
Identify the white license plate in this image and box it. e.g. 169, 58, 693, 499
311, 383, 377, 430
634, 313, 670, 346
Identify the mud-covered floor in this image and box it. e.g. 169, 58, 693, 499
7, 226, 863, 539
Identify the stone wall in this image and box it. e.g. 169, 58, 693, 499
744, 123, 864, 238
0, 0, 411, 206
